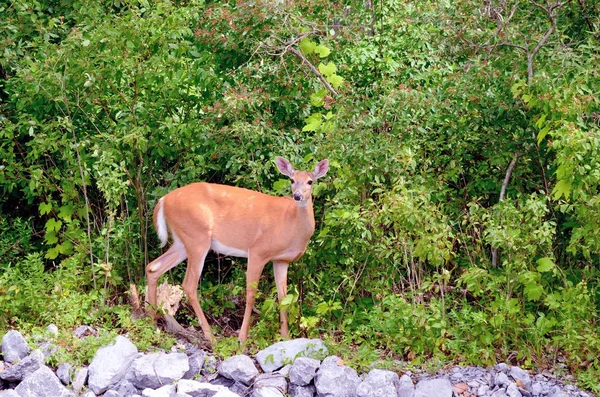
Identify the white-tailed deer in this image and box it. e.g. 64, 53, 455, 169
146, 157, 329, 343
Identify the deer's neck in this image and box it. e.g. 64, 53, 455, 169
292, 199, 316, 238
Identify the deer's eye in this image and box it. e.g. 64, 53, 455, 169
307, 180, 313, 185
290, 179, 295, 184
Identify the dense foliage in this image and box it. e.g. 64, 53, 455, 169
1, 0, 599, 389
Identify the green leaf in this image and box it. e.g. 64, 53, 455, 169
524, 282, 544, 301
273, 179, 289, 193
327, 74, 344, 88
45, 246, 60, 260
310, 90, 327, 107
39, 202, 52, 215
58, 204, 74, 222
318, 62, 336, 77
314, 44, 331, 58
302, 113, 322, 132
537, 125, 550, 145
552, 179, 571, 200
45, 218, 62, 232
536, 257, 555, 272
299, 38, 316, 55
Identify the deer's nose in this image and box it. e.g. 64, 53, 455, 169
293, 192, 303, 201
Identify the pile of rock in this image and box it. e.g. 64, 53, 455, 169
0, 327, 595, 397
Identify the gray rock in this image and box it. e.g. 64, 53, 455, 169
87, 335, 139, 394
495, 363, 510, 373
290, 357, 320, 386
201, 355, 218, 376
177, 379, 239, 396
494, 372, 511, 388
106, 379, 138, 397
56, 363, 72, 385
0, 349, 45, 382
506, 383, 521, 397
256, 339, 328, 372
45, 324, 59, 337
73, 325, 96, 339
1, 331, 30, 363
142, 384, 176, 397
314, 356, 361, 397
82, 391, 96, 397
289, 384, 316, 397
548, 386, 569, 397
276, 364, 292, 378
478, 384, 491, 396
218, 355, 258, 385
39, 343, 57, 358
356, 369, 400, 397
0, 390, 20, 397
510, 366, 532, 389
414, 378, 452, 397
72, 367, 89, 394
127, 352, 189, 390
230, 381, 250, 395
253, 386, 286, 397
183, 351, 207, 380
13, 365, 73, 397
491, 389, 508, 397
254, 373, 287, 391
531, 382, 544, 396
398, 374, 414, 397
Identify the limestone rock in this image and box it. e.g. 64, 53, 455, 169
87, 335, 139, 394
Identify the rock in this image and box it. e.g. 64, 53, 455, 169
254, 373, 287, 391
397, 374, 414, 397
289, 357, 320, 386
253, 386, 286, 397
314, 356, 361, 397
183, 351, 206, 380
127, 352, 189, 390
0, 390, 20, 397
510, 366, 532, 389
256, 339, 328, 373
73, 326, 96, 339
72, 367, 89, 394
1, 331, 30, 363
45, 325, 59, 337
201, 355, 218, 376
82, 391, 96, 397
506, 383, 522, 397
0, 349, 45, 382
142, 384, 176, 397
218, 355, 258, 385
276, 364, 292, 378
177, 379, 239, 396
494, 372, 511, 388
106, 379, 138, 397
39, 343, 58, 358
87, 335, 139, 395
531, 382, 544, 396
414, 378, 452, 397
548, 386, 569, 397
13, 365, 73, 397
356, 369, 400, 397
495, 363, 510, 373
56, 363, 72, 385
289, 383, 316, 397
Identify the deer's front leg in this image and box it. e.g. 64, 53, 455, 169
273, 261, 290, 339
239, 255, 268, 342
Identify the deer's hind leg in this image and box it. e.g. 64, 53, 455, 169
146, 234, 187, 319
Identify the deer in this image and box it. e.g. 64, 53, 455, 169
145, 157, 329, 344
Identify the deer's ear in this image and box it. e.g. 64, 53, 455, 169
276, 157, 295, 177
312, 159, 329, 180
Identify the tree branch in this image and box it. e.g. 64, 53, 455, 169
287, 47, 338, 97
